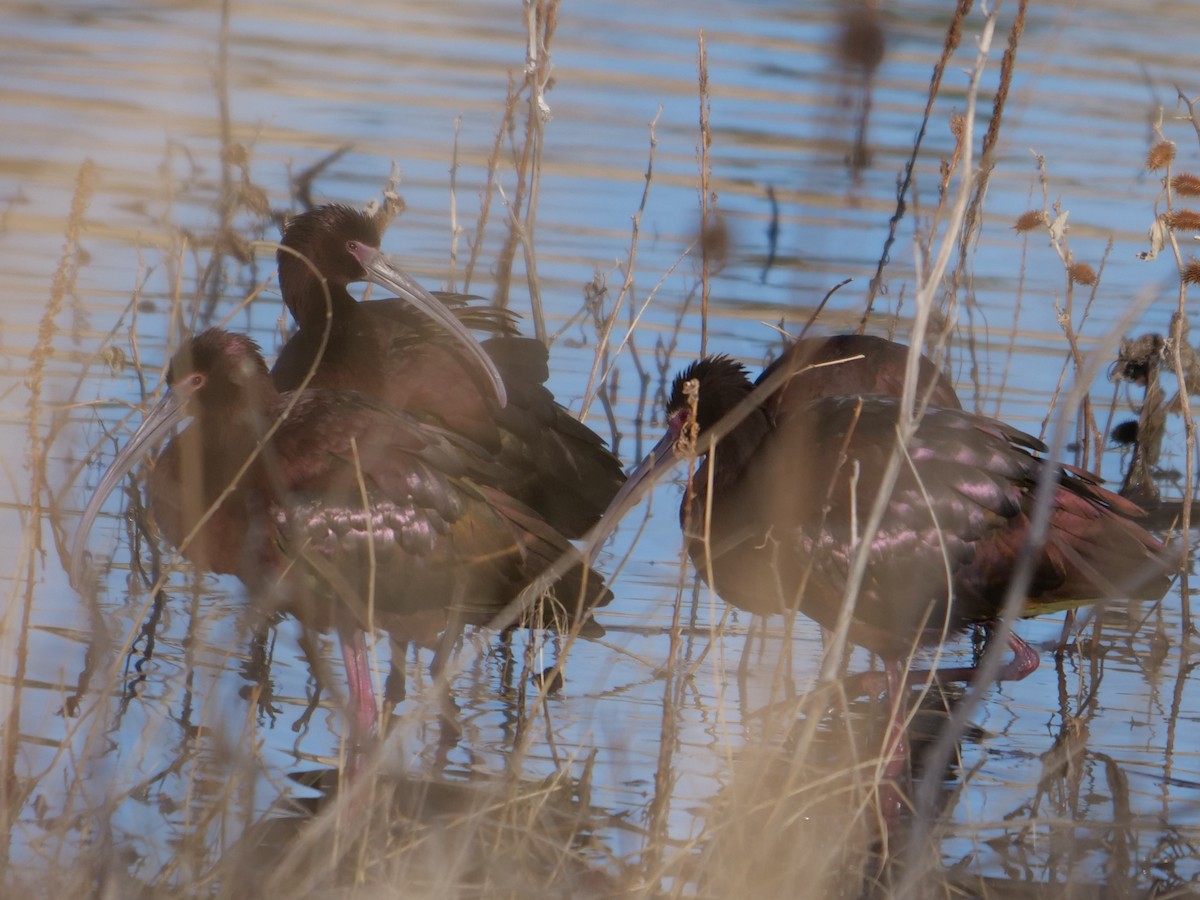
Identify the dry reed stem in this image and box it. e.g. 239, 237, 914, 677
579, 110, 662, 420
3, 159, 97, 867
830, 6, 999, 709
1158, 89, 1197, 630
66, 275, 219, 887
487, 0, 558, 339
1025, 154, 1106, 469
446, 115, 464, 292
465, 74, 520, 294
952, 0, 1026, 416
878, 6, 1013, 886
516, 0, 557, 342
860, 0, 972, 326
639, 377, 704, 883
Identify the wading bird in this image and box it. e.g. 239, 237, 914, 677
271, 204, 625, 539
70, 329, 610, 744
604, 334, 1172, 800
607, 333, 1171, 683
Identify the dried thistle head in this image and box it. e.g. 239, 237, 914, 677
1147, 141, 1176, 172
1013, 210, 1045, 233
1182, 257, 1200, 285
1171, 173, 1200, 196
1068, 262, 1097, 286
1165, 209, 1200, 233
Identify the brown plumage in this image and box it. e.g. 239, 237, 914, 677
271, 204, 626, 538
72, 329, 609, 739
608, 334, 1171, 663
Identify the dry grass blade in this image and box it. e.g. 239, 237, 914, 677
3, 160, 96, 868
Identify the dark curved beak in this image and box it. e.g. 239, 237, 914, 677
590, 429, 680, 561
69, 381, 198, 589
349, 244, 508, 408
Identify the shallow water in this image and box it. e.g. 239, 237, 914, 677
3, 0, 1200, 895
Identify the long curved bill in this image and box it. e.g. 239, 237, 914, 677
69, 381, 197, 589
348, 244, 508, 408
588, 429, 680, 563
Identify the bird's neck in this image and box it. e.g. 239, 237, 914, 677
684, 407, 772, 522
280, 269, 358, 333
152, 403, 274, 577
195, 373, 284, 461
711, 406, 772, 488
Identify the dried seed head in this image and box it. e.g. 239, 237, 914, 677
1013, 210, 1046, 233
1110, 420, 1139, 447
221, 143, 249, 167
1165, 209, 1200, 232
1171, 173, 1200, 196
1147, 141, 1176, 172
1182, 257, 1200, 285
1113, 334, 1166, 385
1068, 262, 1097, 286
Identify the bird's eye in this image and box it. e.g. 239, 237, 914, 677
183, 372, 206, 392
346, 240, 360, 254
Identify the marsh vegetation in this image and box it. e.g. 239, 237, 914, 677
4, 1, 1200, 896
